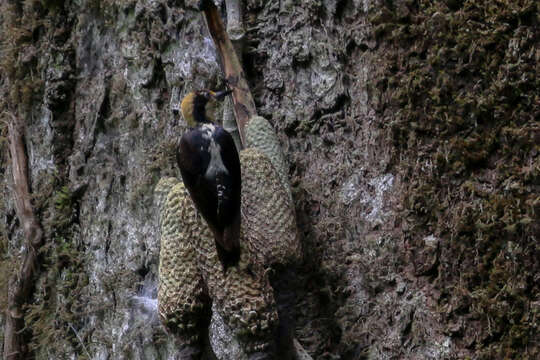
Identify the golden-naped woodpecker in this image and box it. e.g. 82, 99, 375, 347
176, 89, 241, 271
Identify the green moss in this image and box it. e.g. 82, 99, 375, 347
0, 228, 12, 311
24, 184, 90, 358
371, 0, 539, 357
0, 1, 49, 127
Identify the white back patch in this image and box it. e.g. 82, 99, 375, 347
205, 138, 229, 179
201, 123, 216, 141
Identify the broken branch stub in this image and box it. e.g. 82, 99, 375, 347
201, 0, 256, 147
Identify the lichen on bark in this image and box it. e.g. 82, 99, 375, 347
0, 0, 538, 359
370, 0, 539, 358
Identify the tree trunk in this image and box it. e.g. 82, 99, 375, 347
0, 0, 537, 359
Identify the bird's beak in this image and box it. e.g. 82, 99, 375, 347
211, 89, 233, 101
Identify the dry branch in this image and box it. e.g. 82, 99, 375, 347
3, 114, 44, 360
200, 3, 313, 359
222, 0, 245, 150
201, 0, 256, 146
225, 0, 245, 56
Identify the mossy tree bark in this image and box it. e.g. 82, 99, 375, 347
0, 0, 536, 358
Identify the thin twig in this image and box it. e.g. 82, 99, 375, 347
200, 3, 313, 359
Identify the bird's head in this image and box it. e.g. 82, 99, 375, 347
180, 89, 232, 127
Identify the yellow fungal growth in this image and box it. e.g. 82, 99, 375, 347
156, 177, 279, 353
156, 115, 301, 354
246, 116, 293, 202
239, 148, 300, 270
156, 178, 207, 344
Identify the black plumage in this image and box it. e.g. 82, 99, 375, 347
176, 90, 241, 271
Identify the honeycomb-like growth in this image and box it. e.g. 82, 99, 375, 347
154, 177, 178, 213
245, 116, 292, 201
156, 121, 301, 354
178, 184, 278, 353
157, 178, 207, 344
240, 148, 301, 268
156, 177, 279, 353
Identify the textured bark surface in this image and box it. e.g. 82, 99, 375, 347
0, 0, 538, 359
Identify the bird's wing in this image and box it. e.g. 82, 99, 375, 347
178, 128, 241, 271
177, 132, 215, 223
213, 128, 241, 264
214, 127, 242, 224
177, 132, 201, 187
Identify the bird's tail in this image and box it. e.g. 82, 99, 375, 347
215, 213, 241, 271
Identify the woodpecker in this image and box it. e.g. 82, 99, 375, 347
176, 89, 241, 271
